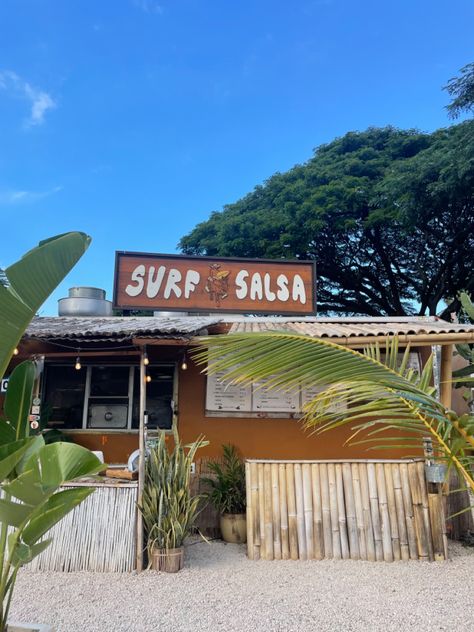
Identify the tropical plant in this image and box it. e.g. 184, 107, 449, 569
0, 232, 104, 630
453, 292, 474, 413
139, 431, 207, 556
193, 333, 474, 511
0, 232, 91, 381
202, 444, 246, 515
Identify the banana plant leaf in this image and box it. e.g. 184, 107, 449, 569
0, 231, 91, 381
3, 361, 36, 442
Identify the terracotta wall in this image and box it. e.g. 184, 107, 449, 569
3, 343, 471, 465
177, 358, 415, 461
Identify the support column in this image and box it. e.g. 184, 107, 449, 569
439, 344, 453, 409
136, 349, 147, 572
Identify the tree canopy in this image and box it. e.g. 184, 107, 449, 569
444, 62, 474, 119
179, 121, 474, 316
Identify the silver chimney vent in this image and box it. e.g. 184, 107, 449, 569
58, 287, 113, 317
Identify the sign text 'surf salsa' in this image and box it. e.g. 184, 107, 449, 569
113, 252, 316, 315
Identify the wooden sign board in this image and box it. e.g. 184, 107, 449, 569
114, 252, 316, 315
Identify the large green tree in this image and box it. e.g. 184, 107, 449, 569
180, 122, 474, 317
444, 62, 474, 119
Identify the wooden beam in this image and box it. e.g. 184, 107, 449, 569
136, 349, 147, 572
132, 338, 189, 347
439, 344, 453, 409
19, 350, 140, 358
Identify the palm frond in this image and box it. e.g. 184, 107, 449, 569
193, 333, 474, 500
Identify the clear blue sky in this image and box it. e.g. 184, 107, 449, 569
1, 0, 472, 315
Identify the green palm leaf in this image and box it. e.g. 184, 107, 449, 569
193, 332, 474, 501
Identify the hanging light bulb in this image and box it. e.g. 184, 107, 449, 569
146, 374, 152, 383
75, 350, 81, 370
143, 348, 149, 366
13, 348, 19, 356
181, 352, 188, 371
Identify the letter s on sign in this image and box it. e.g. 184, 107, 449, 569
235, 270, 249, 299
125, 264, 145, 297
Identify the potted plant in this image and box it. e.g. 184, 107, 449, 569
139, 430, 207, 572
203, 444, 247, 544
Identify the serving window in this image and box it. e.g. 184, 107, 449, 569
43, 363, 175, 431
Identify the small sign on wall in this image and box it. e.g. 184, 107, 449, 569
0, 378, 8, 393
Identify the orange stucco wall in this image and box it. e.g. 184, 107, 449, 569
3, 343, 470, 465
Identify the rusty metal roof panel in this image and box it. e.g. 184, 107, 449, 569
228, 318, 474, 338
25, 316, 223, 342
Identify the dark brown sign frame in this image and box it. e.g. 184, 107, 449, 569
113, 251, 317, 315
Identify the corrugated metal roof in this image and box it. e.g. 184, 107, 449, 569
25, 316, 223, 342
228, 318, 474, 339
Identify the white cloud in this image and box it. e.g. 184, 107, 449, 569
0, 70, 56, 127
0, 186, 62, 205
133, 0, 164, 14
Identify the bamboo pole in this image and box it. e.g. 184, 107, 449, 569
263, 464, 274, 561
384, 464, 401, 561
258, 463, 265, 557
359, 463, 376, 561
294, 463, 307, 560
136, 348, 146, 572
319, 463, 333, 559
417, 461, 434, 561
439, 344, 453, 408
328, 464, 342, 559
279, 464, 290, 560
311, 464, 324, 560
271, 463, 282, 560
336, 464, 350, 560
400, 463, 418, 560
245, 462, 254, 560
351, 463, 367, 560
367, 463, 383, 561
428, 492, 446, 561
408, 462, 429, 561
286, 464, 299, 560
302, 464, 314, 559
250, 461, 261, 560
376, 464, 393, 562
392, 464, 410, 561
343, 463, 359, 560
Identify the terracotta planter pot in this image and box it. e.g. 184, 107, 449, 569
220, 513, 247, 543
151, 546, 184, 573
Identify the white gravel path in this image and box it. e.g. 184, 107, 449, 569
10, 541, 474, 632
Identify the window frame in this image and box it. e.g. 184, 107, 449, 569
42, 361, 178, 433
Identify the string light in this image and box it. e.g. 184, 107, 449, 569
145, 374, 152, 383
75, 350, 82, 370
143, 347, 149, 366
13, 348, 19, 356
181, 352, 188, 371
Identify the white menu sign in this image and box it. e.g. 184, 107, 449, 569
206, 372, 252, 412
253, 379, 299, 413
301, 383, 347, 413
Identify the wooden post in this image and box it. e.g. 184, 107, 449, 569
439, 344, 453, 408
136, 348, 147, 572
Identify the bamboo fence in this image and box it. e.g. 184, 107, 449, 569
28, 482, 138, 572
245, 459, 448, 562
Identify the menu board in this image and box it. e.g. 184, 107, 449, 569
206, 372, 252, 412
301, 384, 347, 413
252, 379, 300, 413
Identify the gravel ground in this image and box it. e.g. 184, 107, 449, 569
10, 541, 474, 632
